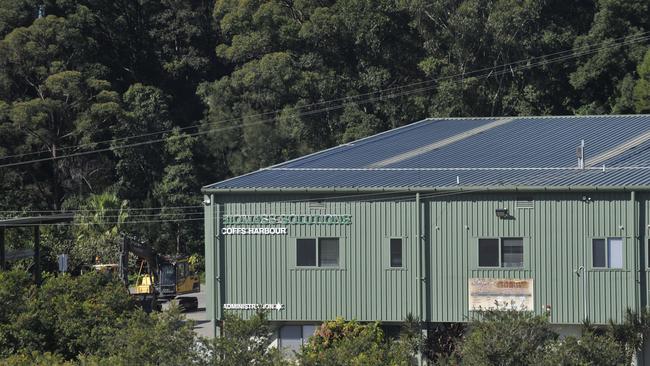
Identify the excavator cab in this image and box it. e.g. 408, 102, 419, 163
158, 262, 177, 297
157, 257, 200, 310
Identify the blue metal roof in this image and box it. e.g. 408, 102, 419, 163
204, 115, 650, 191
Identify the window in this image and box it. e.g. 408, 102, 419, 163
390, 238, 403, 267
296, 238, 339, 267
176, 262, 188, 282
478, 238, 524, 268
478, 239, 500, 267
297, 239, 317, 266
502, 238, 524, 267
592, 237, 623, 269
318, 238, 339, 267
280, 325, 319, 357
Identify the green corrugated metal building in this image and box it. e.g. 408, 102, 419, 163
202, 115, 650, 354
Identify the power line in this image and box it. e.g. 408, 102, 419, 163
6, 190, 484, 224
3, 31, 647, 162
1, 217, 206, 227
0, 205, 203, 214
2, 190, 484, 219
1, 33, 648, 169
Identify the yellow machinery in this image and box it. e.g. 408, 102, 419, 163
120, 237, 200, 311
133, 261, 155, 296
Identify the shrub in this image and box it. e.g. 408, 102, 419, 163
297, 317, 413, 366
533, 328, 626, 366
202, 311, 287, 366
459, 309, 557, 366
0, 270, 135, 359
97, 306, 199, 365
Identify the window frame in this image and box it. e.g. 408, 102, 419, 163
476, 237, 525, 269
388, 237, 404, 268
590, 237, 624, 270
295, 237, 341, 269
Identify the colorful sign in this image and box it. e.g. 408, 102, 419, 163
468, 278, 534, 311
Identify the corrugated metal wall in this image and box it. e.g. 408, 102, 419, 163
206, 191, 641, 326
212, 194, 419, 322
427, 192, 637, 324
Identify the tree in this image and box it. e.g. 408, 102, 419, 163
203, 311, 287, 366
634, 48, 650, 113
200, 0, 426, 177
95, 306, 199, 365
570, 0, 649, 114
153, 128, 201, 254
0, 13, 122, 211
2, 351, 74, 366
533, 328, 626, 366
0, 270, 135, 359
0, 0, 40, 38
297, 317, 413, 366
114, 84, 172, 204
0, 269, 205, 364
459, 309, 557, 366
72, 192, 128, 266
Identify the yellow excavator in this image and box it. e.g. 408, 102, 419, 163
119, 236, 200, 312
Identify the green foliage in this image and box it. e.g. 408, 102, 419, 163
459, 309, 557, 365
608, 308, 650, 363
297, 317, 412, 366
153, 128, 201, 254
114, 83, 172, 203
423, 322, 465, 364
533, 328, 626, 366
96, 306, 199, 365
203, 311, 286, 366
455, 308, 650, 365
2, 351, 74, 366
1, 0, 649, 266
0, 269, 203, 365
0, 269, 135, 359
569, 0, 649, 114
634, 48, 650, 113
72, 192, 128, 266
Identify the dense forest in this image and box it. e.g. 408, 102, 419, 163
0, 0, 649, 264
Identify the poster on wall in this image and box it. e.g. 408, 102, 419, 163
468, 278, 534, 311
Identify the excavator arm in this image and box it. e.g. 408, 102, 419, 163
119, 236, 162, 286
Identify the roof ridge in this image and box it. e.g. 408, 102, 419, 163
270, 117, 439, 168
425, 114, 650, 120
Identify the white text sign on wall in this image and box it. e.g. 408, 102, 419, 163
468, 278, 534, 311
223, 303, 284, 310
221, 227, 287, 235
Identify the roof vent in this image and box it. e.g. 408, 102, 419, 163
576, 140, 585, 169
309, 201, 326, 211
515, 198, 534, 209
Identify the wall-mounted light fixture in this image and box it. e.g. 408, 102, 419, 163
495, 208, 509, 219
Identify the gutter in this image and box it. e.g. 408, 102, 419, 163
202, 185, 650, 194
